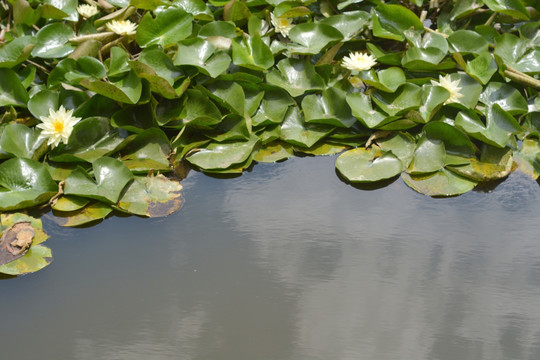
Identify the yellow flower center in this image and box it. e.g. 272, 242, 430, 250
53, 120, 64, 133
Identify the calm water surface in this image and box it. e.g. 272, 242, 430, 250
2, 156, 540, 360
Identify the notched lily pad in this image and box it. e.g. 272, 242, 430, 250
0, 222, 34, 265
53, 202, 113, 227
0, 214, 52, 275
117, 174, 184, 217
336, 147, 403, 183
402, 168, 477, 197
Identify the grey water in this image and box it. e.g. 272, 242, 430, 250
1, 155, 540, 360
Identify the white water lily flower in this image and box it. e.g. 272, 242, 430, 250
106, 19, 138, 36
77, 4, 99, 18
270, 13, 293, 37
36, 106, 81, 148
341, 51, 377, 73
431, 74, 464, 104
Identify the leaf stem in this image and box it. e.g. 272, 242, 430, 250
504, 67, 540, 89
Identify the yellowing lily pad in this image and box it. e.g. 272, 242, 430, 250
117, 174, 184, 217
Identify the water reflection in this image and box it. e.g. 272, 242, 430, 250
1, 156, 540, 360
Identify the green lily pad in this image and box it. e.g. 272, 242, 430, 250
514, 138, 540, 179
455, 104, 521, 148
120, 128, 171, 173
0, 213, 51, 273
111, 103, 157, 133
0, 68, 29, 107
155, 90, 222, 128
52, 195, 90, 212
174, 37, 231, 78
136, 7, 193, 48
186, 134, 260, 170
483, 0, 529, 20
465, 52, 498, 85
53, 202, 113, 227
232, 34, 274, 70
117, 174, 183, 217
0, 123, 45, 160
0, 158, 58, 211
361, 67, 406, 93
479, 82, 528, 115
204, 114, 251, 142
447, 145, 513, 181
402, 168, 477, 197
336, 147, 403, 183
288, 22, 343, 55
377, 131, 417, 168
371, 83, 423, 116
424, 121, 476, 157
319, 10, 370, 41
252, 87, 295, 126
302, 87, 357, 128
408, 134, 446, 174
0, 36, 36, 68
266, 58, 325, 97
372, 4, 423, 42
49, 117, 125, 163
254, 141, 294, 162
280, 106, 333, 148
31, 22, 75, 59
81, 69, 142, 104
418, 85, 450, 122
64, 157, 134, 204
346, 92, 399, 129
448, 30, 490, 55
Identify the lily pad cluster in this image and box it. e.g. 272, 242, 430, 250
0, 0, 540, 274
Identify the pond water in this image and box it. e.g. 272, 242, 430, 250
1, 155, 540, 360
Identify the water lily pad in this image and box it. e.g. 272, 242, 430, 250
371, 83, 423, 116
455, 104, 521, 148
0, 158, 58, 211
302, 87, 357, 128
174, 38, 231, 78
136, 7, 193, 48
266, 58, 325, 97
0, 68, 29, 107
478, 82, 528, 115
447, 145, 513, 181
204, 114, 251, 142
280, 106, 333, 148
320, 11, 369, 41
465, 52, 498, 85
0, 123, 45, 160
254, 141, 294, 162
31, 22, 75, 58
376, 131, 416, 168
49, 117, 125, 163
175, 0, 214, 20
402, 168, 477, 197
53, 202, 113, 227
514, 138, 540, 179
155, 90, 222, 128
423, 122, 476, 157
483, 0, 529, 20
120, 128, 171, 173
64, 157, 134, 204
81, 69, 142, 104
336, 147, 403, 183
407, 134, 446, 174
288, 22, 343, 55
346, 92, 399, 129
186, 134, 259, 170
52, 195, 90, 212
117, 174, 183, 217
232, 34, 274, 70
418, 85, 450, 122
448, 30, 489, 55
199, 81, 245, 115
111, 103, 157, 133
361, 67, 406, 93
372, 4, 423, 41
252, 88, 295, 126
0, 243, 52, 275
0, 36, 36, 68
